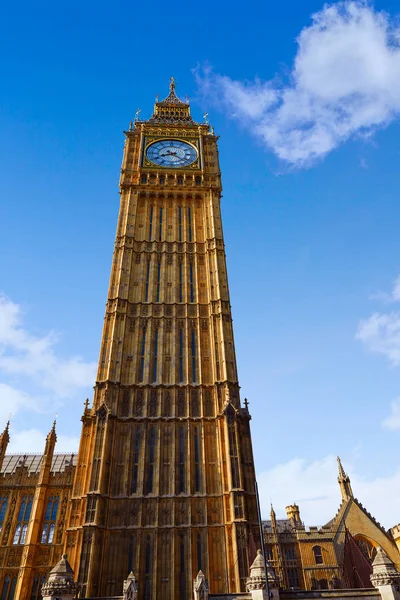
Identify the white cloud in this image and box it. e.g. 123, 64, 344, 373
0, 294, 96, 397
0, 383, 49, 422
195, 1, 400, 166
382, 397, 400, 430
258, 455, 400, 529
356, 311, 400, 365
7, 428, 79, 453
371, 274, 400, 303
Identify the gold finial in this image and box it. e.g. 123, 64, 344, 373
129, 121, 133, 131
170, 76, 176, 91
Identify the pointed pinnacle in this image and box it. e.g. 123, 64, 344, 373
337, 456, 346, 478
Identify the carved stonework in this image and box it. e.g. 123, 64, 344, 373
371, 547, 400, 588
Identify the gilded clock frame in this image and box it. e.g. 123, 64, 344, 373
142, 136, 201, 170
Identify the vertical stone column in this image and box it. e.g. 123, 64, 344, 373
370, 547, 400, 600
15, 422, 57, 599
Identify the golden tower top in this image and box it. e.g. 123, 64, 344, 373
147, 77, 197, 125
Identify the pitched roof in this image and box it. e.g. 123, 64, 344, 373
1, 453, 76, 475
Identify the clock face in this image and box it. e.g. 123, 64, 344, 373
146, 139, 198, 168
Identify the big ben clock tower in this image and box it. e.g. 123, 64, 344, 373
65, 79, 259, 599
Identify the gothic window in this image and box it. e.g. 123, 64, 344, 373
285, 547, 296, 560
179, 263, 183, 302
156, 261, 161, 302
265, 546, 273, 560
132, 429, 141, 493
85, 497, 97, 523
187, 207, 192, 242
149, 206, 153, 239
179, 427, 185, 493
128, 535, 135, 574
319, 579, 328, 590
41, 496, 59, 543
0, 497, 8, 532
179, 329, 184, 383
197, 533, 202, 572
234, 493, 244, 519
355, 536, 377, 563
313, 545, 323, 564
288, 568, 300, 589
1, 576, 17, 600
152, 330, 158, 383
141, 175, 147, 184
159, 176, 165, 185
227, 422, 240, 488
177, 176, 183, 185
147, 428, 156, 494
195, 176, 201, 186
30, 575, 46, 600
13, 495, 33, 544
139, 329, 147, 383
159, 207, 163, 241
189, 264, 195, 303
179, 532, 186, 600
194, 427, 200, 492
191, 330, 197, 382
178, 207, 182, 242
144, 536, 151, 600
145, 261, 151, 302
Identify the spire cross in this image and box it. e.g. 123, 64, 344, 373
170, 76, 176, 91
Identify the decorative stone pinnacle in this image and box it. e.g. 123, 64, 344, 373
370, 547, 400, 588
194, 570, 209, 599
337, 456, 346, 478
41, 553, 78, 599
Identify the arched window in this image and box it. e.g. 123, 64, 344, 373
147, 428, 155, 494
355, 535, 378, 563
313, 545, 323, 564
179, 427, 185, 493
1, 576, 10, 600
30, 575, 46, 600
194, 427, 200, 492
13, 495, 33, 544
197, 533, 202, 572
1, 576, 17, 600
0, 497, 8, 532
319, 579, 328, 590
41, 496, 59, 543
179, 533, 186, 600
144, 536, 151, 600
132, 429, 141, 494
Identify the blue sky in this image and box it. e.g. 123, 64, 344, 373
1, 0, 400, 527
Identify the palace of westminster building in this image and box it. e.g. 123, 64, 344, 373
0, 80, 400, 600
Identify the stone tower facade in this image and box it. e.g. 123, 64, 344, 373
65, 80, 259, 599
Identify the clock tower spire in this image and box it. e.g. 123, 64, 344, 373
65, 80, 259, 599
